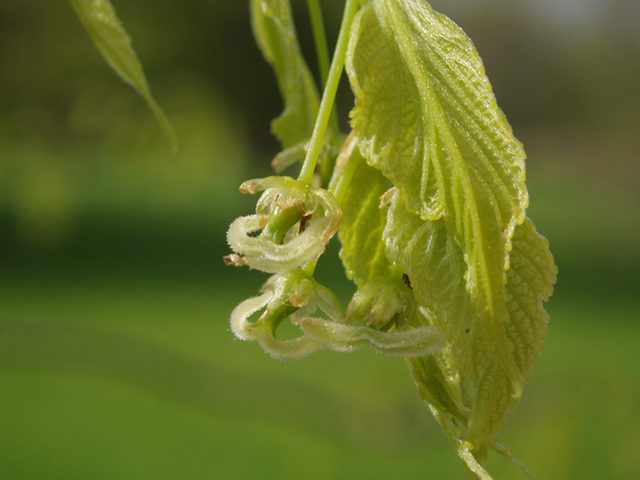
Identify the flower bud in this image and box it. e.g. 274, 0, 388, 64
267, 269, 314, 310
346, 276, 416, 331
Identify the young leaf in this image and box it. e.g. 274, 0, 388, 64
346, 0, 529, 389
299, 317, 446, 358
406, 352, 470, 426
384, 190, 556, 468
251, 0, 320, 154
384, 190, 484, 388
467, 218, 556, 464
408, 356, 492, 480
69, 0, 177, 150
335, 142, 397, 286
504, 216, 558, 380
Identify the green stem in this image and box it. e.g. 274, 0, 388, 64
261, 206, 302, 244
255, 303, 299, 336
298, 0, 359, 185
302, 260, 317, 276
306, 0, 331, 89
306, 0, 340, 135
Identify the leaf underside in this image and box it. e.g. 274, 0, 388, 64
69, 0, 177, 150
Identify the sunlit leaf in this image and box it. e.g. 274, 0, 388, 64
337, 145, 396, 286
504, 217, 557, 380
227, 1, 557, 477
347, 0, 529, 389
69, 0, 177, 150
251, 0, 320, 154
384, 189, 491, 394
384, 190, 556, 469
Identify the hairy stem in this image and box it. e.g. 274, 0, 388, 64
255, 303, 299, 335
261, 206, 303, 244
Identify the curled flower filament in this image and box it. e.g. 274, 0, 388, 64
226, 176, 341, 272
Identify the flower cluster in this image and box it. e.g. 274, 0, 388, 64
226, 176, 446, 361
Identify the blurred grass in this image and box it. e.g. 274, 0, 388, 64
1, 153, 639, 479
0, 278, 639, 479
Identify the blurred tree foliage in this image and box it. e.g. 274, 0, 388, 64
0, 0, 337, 153
1, 0, 637, 150
0, 0, 638, 251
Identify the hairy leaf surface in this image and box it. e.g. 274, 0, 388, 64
69, 0, 177, 150
251, 0, 320, 151
337, 147, 396, 286
384, 190, 556, 459
346, 0, 529, 386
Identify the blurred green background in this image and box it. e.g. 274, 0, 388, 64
1, 0, 639, 479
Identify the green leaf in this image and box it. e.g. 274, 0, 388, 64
336, 145, 397, 286
69, 0, 177, 151
406, 353, 470, 426
251, 0, 320, 153
384, 190, 556, 469
383, 190, 484, 387
407, 355, 492, 480
504, 217, 557, 381
346, 0, 529, 388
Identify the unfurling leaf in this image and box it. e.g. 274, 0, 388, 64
384, 189, 556, 470
231, 291, 325, 361
347, 0, 529, 393
299, 317, 445, 358
336, 145, 397, 286
69, 0, 177, 150
251, 0, 320, 158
